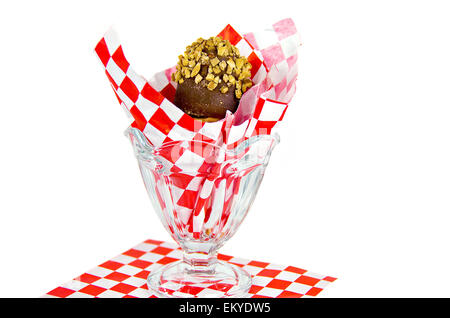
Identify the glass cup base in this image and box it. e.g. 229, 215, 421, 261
147, 260, 252, 298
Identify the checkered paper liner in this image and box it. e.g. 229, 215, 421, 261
94, 18, 300, 149
44, 239, 336, 298
95, 19, 301, 238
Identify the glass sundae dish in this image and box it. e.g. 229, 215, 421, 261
126, 127, 279, 298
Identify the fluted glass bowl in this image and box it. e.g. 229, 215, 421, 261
126, 127, 279, 297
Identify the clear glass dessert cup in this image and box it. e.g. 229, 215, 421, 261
126, 127, 279, 298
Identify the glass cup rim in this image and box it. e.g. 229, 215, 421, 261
125, 127, 280, 156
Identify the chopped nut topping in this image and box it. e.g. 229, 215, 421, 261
193, 50, 201, 61
172, 71, 181, 82
217, 45, 228, 57
210, 57, 220, 66
226, 58, 236, 69
235, 57, 245, 69
183, 68, 191, 78
226, 65, 233, 75
238, 72, 247, 80
242, 79, 252, 92
219, 60, 227, 71
173, 35, 253, 98
200, 55, 209, 65
195, 74, 203, 84
207, 81, 218, 90
191, 63, 201, 77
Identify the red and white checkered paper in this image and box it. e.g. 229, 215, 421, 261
94, 18, 300, 149
44, 239, 336, 298
95, 19, 301, 238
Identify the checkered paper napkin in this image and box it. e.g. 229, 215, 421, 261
44, 239, 336, 298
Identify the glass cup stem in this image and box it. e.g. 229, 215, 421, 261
182, 242, 218, 274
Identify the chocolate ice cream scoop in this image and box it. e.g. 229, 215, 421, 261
172, 36, 253, 122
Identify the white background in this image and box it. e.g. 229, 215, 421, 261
1, 0, 449, 297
